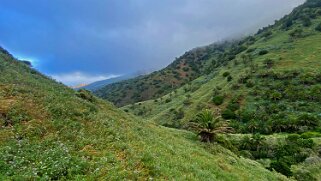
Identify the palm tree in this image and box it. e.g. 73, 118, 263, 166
190, 109, 232, 142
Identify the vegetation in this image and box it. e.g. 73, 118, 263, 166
123, 1, 321, 179
0, 46, 288, 180
189, 109, 232, 142
2, 0, 321, 180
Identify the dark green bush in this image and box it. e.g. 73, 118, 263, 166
212, 96, 224, 105
222, 72, 230, 77
270, 159, 292, 176
245, 80, 255, 88
227, 102, 240, 112
258, 50, 269, 55
227, 75, 233, 82
182, 67, 189, 72
222, 109, 236, 119
315, 23, 321, 31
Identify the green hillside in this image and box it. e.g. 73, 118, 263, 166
0, 48, 288, 179
1, 0, 321, 180
124, 0, 321, 179
125, 0, 321, 133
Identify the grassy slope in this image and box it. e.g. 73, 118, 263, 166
0, 49, 287, 180
124, 4, 321, 128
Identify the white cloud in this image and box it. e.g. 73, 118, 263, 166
51, 72, 119, 86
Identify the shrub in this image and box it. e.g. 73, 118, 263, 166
222, 109, 236, 119
289, 28, 303, 38
315, 23, 321, 32
227, 102, 240, 112
212, 96, 224, 105
293, 168, 317, 181
246, 80, 255, 88
270, 159, 292, 176
258, 50, 269, 55
262, 31, 272, 37
174, 109, 185, 120
183, 99, 192, 106
182, 67, 189, 72
301, 132, 321, 139
222, 71, 230, 77
227, 75, 233, 82
301, 15, 312, 27
282, 19, 293, 30
76, 89, 95, 102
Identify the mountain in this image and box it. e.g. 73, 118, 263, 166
94, 1, 321, 111
1, 1, 321, 180
0, 47, 288, 179
93, 43, 234, 107
71, 83, 88, 89
128, 0, 321, 131
123, 0, 321, 178
80, 73, 138, 91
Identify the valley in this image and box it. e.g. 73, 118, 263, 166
1, 0, 321, 180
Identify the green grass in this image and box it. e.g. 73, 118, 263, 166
2, 1, 321, 180
0, 48, 288, 180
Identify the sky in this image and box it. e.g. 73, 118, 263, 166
0, 0, 304, 86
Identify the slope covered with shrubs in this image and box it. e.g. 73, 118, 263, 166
0, 47, 288, 180
124, 0, 321, 179
94, 42, 235, 107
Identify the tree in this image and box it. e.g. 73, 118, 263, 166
190, 109, 232, 142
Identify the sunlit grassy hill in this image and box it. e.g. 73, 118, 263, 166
0, 47, 288, 180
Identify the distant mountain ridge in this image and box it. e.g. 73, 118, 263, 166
79, 72, 146, 91
93, 43, 231, 106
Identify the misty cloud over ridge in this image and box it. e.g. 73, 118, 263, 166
0, 0, 304, 85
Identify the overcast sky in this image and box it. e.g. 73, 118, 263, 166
0, 0, 304, 85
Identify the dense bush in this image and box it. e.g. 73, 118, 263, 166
289, 28, 303, 38
315, 23, 321, 31
222, 71, 230, 77
165, 98, 172, 103
236, 134, 316, 177
258, 50, 269, 55
222, 109, 236, 119
212, 96, 224, 105
227, 75, 233, 82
